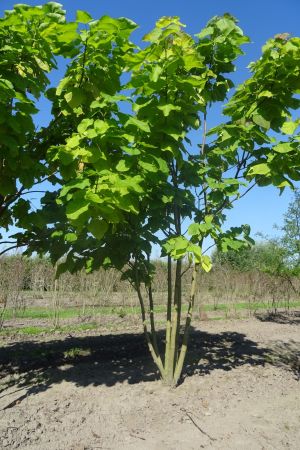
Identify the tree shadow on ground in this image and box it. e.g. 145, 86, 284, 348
265, 340, 300, 379
0, 328, 298, 407
255, 311, 300, 325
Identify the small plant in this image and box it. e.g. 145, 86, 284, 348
118, 307, 127, 319
63, 347, 82, 360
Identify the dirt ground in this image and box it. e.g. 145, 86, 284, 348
0, 314, 299, 450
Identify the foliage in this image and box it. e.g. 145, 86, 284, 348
1, 5, 300, 385
0, 3, 81, 242
212, 240, 287, 274
215, 190, 300, 275
279, 189, 300, 269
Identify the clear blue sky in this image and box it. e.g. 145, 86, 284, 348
2, 0, 300, 240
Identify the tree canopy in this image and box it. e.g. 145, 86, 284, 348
1, 6, 300, 269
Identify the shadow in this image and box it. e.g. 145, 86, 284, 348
266, 340, 300, 380
255, 311, 300, 325
0, 328, 298, 405
183, 329, 266, 379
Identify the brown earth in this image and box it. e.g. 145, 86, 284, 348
0, 314, 299, 450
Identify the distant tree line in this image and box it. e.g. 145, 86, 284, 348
213, 190, 300, 276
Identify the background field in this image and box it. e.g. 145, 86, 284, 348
0, 256, 300, 336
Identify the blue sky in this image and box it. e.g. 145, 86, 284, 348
2, 0, 300, 242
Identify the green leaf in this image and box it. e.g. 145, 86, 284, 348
158, 104, 181, 117
33, 56, 50, 72
85, 128, 98, 139
143, 28, 162, 42
66, 197, 89, 221
60, 178, 90, 197
221, 238, 246, 252
281, 120, 300, 135
183, 54, 204, 70
122, 146, 141, 156
55, 23, 79, 44
248, 163, 270, 176
76, 10, 92, 24
67, 135, 81, 148
125, 117, 150, 133
93, 16, 137, 38
138, 155, 165, 173
156, 16, 184, 29
51, 230, 64, 238
116, 159, 133, 172
94, 119, 110, 135
177, 76, 206, 88
65, 88, 85, 109
139, 160, 156, 172
78, 118, 93, 134
253, 115, 270, 130
153, 156, 169, 174
188, 223, 201, 237
273, 143, 294, 154
201, 255, 212, 272
163, 236, 189, 259
56, 76, 71, 96
150, 65, 163, 83
195, 26, 214, 39
85, 191, 103, 204
65, 233, 77, 243
258, 90, 273, 98
188, 244, 202, 263
0, 78, 15, 100
88, 218, 108, 240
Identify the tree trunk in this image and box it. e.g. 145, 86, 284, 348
173, 264, 198, 385
164, 258, 182, 385
135, 259, 198, 387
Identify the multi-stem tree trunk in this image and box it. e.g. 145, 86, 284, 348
135, 258, 198, 387
164, 261, 198, 386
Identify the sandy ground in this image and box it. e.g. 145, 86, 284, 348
0, 314, 299, 450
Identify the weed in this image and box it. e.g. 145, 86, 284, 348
63, 347, 82, 359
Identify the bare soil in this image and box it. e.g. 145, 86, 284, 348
0, 314, 299, 450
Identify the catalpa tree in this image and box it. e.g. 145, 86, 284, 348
2, 4, 300, 386
0, 2, 80, 244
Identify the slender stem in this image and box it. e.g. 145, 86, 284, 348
173, 263, 198, 385
165, 255, 173, 377
168, 258, 182, 382
0, 244, 26, 256
201, 110, 208, 213
167, 184, 183, 381
200, 111, 207, 156
0, 187, 24, 218
181, 261, 192, 278
134, 265, 165, 377
146, 253, 160, 357
174, 258, 182, 359
148, 282, 160, 357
